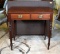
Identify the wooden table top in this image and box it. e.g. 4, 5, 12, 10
8, 7, 53, 14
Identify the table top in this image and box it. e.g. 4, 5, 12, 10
8, 7, 53, 14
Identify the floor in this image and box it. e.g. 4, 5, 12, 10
0, 29, 60, 54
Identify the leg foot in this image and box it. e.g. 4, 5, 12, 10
44, 35, 46, 40
48, 43, 50, 50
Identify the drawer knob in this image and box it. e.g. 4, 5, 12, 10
18, 15, 23, 18
49, 2, 52, 4
39, 15, 43, 18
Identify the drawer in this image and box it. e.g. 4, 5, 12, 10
31, 14, 50, 20
11, 14, 30, 20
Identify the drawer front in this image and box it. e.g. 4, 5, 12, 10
11, 14, 30, 20
31, 14, 50, 20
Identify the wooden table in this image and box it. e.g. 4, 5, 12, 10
8, 7, 53, 50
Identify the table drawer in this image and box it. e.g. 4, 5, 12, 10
31, 14, 50, 20
11, 14, 30, 20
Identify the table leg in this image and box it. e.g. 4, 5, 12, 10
47, 21, 51, 50
9, 22, 13, 50
12, 20, 15, 40
9, 20, 15, 50
13, 21, 16, 40
44, 21, 47, 40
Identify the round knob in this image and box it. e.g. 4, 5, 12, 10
39, 15, 43, 18
49, 2, 52, 4
18, 15, 23, 18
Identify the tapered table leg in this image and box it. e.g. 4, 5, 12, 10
47, 21, 51, 50
12, 20, 15, 40
9, 22, 13, 50
9, 20, 15, 50
13, 21, 16, 40
44, 21, 47, 40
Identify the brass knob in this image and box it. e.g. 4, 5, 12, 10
18, 15, 23, 18
49, 2, 52, 4
39, 15, 43, 18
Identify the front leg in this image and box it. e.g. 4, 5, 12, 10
9, 21, 13, 50
47, 21, 51, 50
